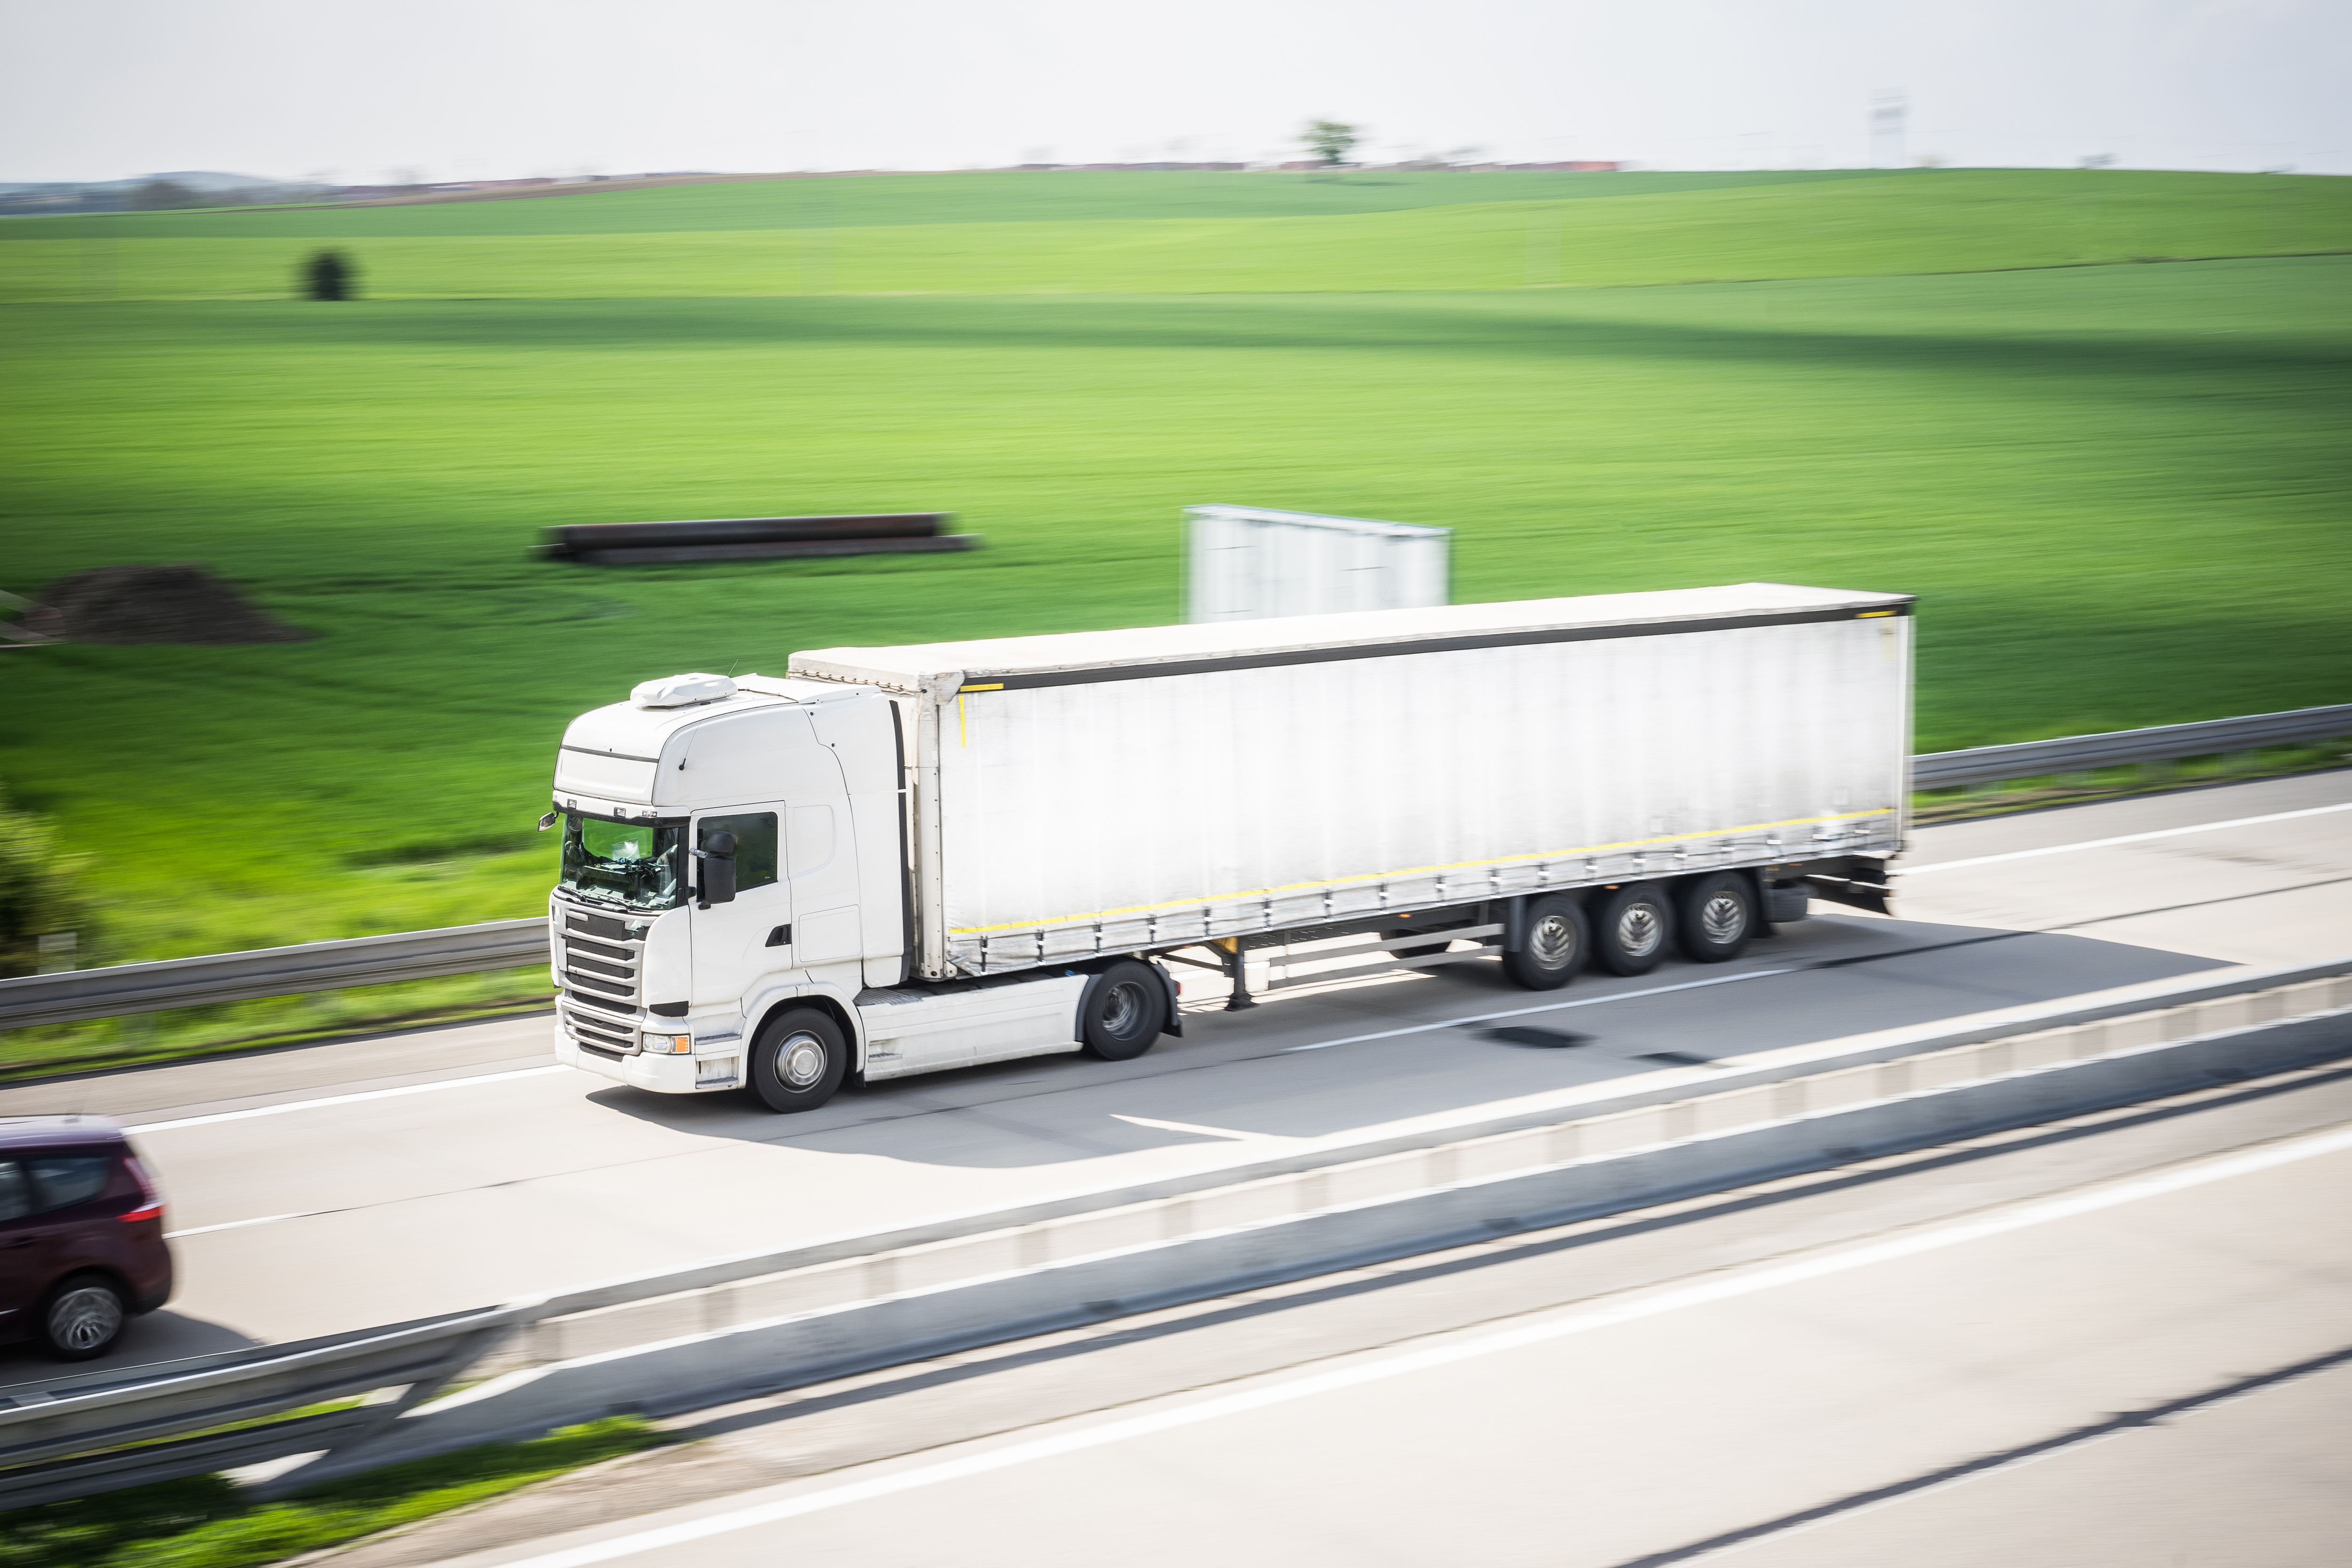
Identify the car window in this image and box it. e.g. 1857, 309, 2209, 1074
28, 1155, 113, 1213
0, 1162, 27, 1223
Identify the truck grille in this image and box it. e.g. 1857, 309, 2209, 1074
564, 1006, 639, 1054
555, 899, 647, 1055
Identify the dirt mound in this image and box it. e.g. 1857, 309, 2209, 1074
32, 564, 313, 645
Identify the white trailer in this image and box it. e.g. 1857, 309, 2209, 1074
546, 582, 1912, 1111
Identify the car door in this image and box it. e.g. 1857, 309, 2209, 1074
0, 1152, 111, 1337
0, 1160, 40, 1332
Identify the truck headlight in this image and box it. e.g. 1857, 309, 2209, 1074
643, 1033, 693, 1054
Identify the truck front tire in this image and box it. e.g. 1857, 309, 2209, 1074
1080, 960, 1168, 1061
1595, 882, 1675, 976
749, 1007, 848, 1113
1501, 894, 1590, 990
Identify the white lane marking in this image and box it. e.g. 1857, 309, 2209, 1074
130, 1065, 571, 1134
1281, 968, 1794, 1052
164, 1211, 317, 1239
1111, 1114, 1250, 1140
1902, 801, 2352, 877
481, 1119, 2352, 1568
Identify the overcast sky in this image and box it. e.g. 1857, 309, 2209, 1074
4, 0, 2346, 184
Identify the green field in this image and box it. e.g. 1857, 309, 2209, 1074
4, 169, 2348, 300
2, 167, 2348, 1065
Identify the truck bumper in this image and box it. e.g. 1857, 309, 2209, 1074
553, 1030, 736, 1095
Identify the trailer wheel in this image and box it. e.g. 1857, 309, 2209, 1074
1080, 960, 1168, 1061
748, 1007, 847, 1113
1676, 872, 1755, 963
1595, 882, 1675, 976
1501, 894, 1589, 990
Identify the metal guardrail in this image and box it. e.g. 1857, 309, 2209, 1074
0, 918, 548, 1031
0, 1305, 519, 1509
1913, 702, 2352, 790
2, 705, 2345, 1033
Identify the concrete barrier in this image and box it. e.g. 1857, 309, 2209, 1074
294, 973, 2351, 1483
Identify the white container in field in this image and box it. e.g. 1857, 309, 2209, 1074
547, 581, 1910, 1112
1184, 505, 1449, 623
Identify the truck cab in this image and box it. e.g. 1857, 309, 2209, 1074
547, 673, 909, 1096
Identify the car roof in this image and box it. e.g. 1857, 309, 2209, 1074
0, 1115, 127, 1152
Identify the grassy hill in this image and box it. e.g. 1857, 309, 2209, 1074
2, 169, 2345, 301
0, 168, 1895, 238
1, 167, 2347, 1065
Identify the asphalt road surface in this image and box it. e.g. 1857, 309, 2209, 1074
1, 772, 2344, 1391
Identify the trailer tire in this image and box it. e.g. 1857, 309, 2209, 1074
1080, 960, 1168, 1061
1676, 871, 1755, 963
1595, 882, 1675, 976
748, 1007, 848, 1113
1501, 894, 1590, 990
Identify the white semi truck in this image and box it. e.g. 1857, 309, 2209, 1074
546, 582, 1913, 1111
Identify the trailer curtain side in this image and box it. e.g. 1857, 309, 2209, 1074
792, 585, 1913, 978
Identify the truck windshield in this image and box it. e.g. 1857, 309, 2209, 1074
559, 815, 683, 911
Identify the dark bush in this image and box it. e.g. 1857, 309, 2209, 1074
304, 249, 357, 301
0, 787, 90, 979
33, 564, 311, 645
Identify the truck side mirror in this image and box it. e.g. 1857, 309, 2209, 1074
538, 812, 560, 831
696, 831, 738, 908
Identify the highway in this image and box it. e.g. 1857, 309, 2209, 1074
0, 770, 2345, 1393
412, 1058, 2352, 1568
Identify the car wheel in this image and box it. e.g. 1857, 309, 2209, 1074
1595, 882, 1675, 976
748, 1007, 849, 1113
1080, 960, 1168, 1061
1500, 894, 1590, 990
39, 1274, 127, 1361
1676, 871, 1756, 963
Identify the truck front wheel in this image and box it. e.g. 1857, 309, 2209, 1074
749, 1007, 848, 1113
1080, 960, 1168, 1061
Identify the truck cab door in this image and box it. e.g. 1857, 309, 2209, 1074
689, 811, 787, 1010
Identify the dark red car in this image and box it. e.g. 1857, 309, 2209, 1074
0, 1116, 174, 1360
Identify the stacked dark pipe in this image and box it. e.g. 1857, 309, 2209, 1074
539, 514, 980, 565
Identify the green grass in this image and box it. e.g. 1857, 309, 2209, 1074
1, 168, 2348, 1064
0, 1416, 663, 1568
0, 168, 1899, 239
3, 170, 2346, 302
